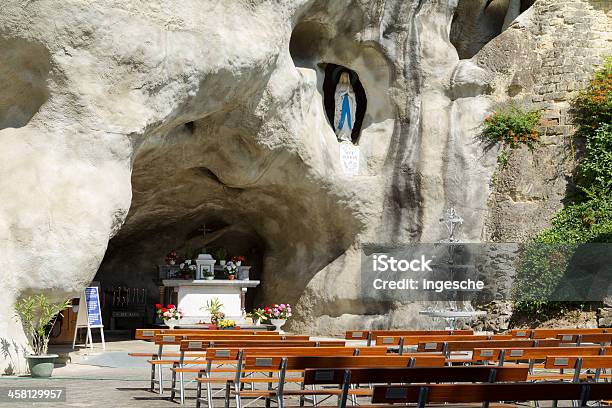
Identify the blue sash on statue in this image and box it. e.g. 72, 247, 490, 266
338, 93, 352, 130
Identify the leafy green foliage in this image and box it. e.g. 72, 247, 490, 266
576, 124, 612, 198
574, 57, 612, 133
514, 58, 612, 315
481, 107, 541, 149
14, 294, 71, 356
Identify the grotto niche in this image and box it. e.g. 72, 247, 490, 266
323, 64, 367, 144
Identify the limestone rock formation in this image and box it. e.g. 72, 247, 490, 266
0, 0, 610, 373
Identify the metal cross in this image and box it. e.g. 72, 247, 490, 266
440, 207, 463, 242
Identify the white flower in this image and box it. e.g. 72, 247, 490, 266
185, 260, 191, 265
180, 263, 185, 269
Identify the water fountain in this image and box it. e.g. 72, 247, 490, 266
419, 207, 486, 330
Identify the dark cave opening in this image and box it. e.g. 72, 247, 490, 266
93, 220, 266, 330
322, 64, 367, 144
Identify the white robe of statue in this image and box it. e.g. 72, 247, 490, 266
333, 72, 357, 142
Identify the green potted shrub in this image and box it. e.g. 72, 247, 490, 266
248, 308, 267, 325
213, 248, 227, 266
202, 297, 224, 326
14, 294, 71, 377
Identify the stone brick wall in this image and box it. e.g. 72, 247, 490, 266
484, 0, 611, 243
530, 0, 611, 136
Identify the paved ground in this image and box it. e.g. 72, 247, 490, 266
0, 357, 322, 408
0, 339, 342, 408
0, 341, 186, 407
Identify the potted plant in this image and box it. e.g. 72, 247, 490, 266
178, 260, 197, 279
203, 267, 215, 280
155, 304, 183, 329
165, 250, 179, 265
217, 319, 236, 329
14, 294, 71, 377
264, 304, 292, 333
224, 261, 238, 280
202, 297, 225, 325
249, 308, 267, 326
213, 248, 228, 266
232, 255, 246, 266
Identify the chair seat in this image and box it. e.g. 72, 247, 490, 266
128, 353, 165, 357
528, 373, 595, 381
238, 377, 304, 384
171, 367, 236, 373
232, 388, 373, 397
148, 359, 207, 365
196, 377, 234, 383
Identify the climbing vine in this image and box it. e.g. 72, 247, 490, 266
514, 58, 612, 316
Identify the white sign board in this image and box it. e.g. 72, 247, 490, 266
73, 286, 105, 350
340, 142, 360, 176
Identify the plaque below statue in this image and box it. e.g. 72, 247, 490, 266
339, 142, 360, 176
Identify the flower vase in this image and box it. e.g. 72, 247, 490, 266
236, 261, 242, 266
165, 318, 179, 329
220, 260, 226, 266
270, 318, 286, 333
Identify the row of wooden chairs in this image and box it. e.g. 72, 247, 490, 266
145, 336, 343, 395
130, 327, 612, 407
176, 341, 610, 406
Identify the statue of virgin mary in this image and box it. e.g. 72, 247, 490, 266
333, 72, 357, 142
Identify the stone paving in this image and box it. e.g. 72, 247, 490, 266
0, 365, 179, 407
0, 360, 321, 408
0, 339, 339, 408
1, 340, 203, 407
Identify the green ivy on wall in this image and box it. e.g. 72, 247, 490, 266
514, 58, 612, 316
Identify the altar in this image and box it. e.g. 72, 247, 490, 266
162, 279, 260, 322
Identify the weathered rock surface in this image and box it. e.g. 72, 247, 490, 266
0, 0, 610, 373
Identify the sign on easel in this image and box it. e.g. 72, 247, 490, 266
73, 286, 105, 350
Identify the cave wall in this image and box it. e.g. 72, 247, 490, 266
0, 0, 610, 373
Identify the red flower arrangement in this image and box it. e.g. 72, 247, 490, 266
165, 250, 179, 265
232, 255, 246, 263
155, 303, 183, 320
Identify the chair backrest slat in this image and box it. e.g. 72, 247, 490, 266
371, 383, 612, 404
377, 334, 512, 346
557, 333, 612, 344
419, 339, 560, 352
243, 355, 445, 370
157, 335, 285, 345
544, 355, 612, 369
472, 346, 604, 362
135, 328, 273, 340
303, 366, 529, 385
173, 339, 343, 348
511, 328, 607, 339
370, 329, 472, 340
